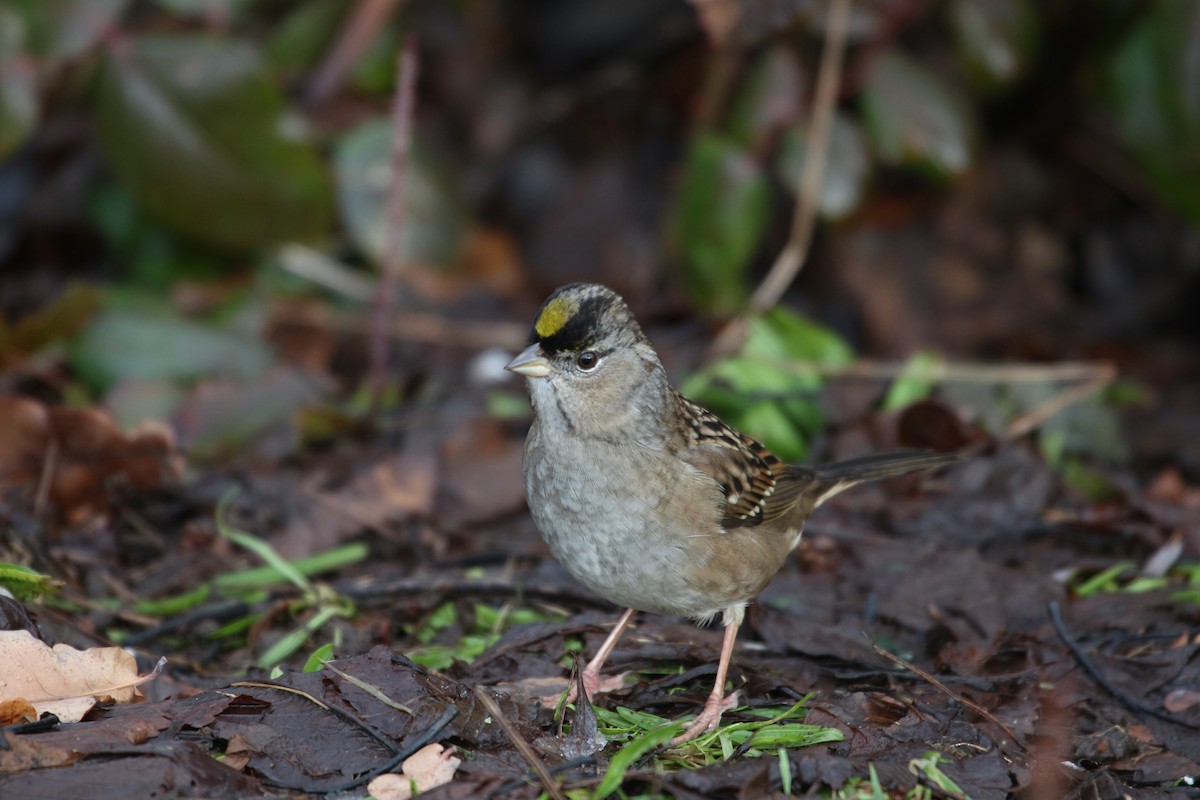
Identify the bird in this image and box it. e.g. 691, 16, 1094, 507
505, 282, 956, 744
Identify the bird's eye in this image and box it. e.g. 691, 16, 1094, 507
576, 351, 599, 370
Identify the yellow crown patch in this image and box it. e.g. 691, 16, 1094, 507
534, 296, 578, 338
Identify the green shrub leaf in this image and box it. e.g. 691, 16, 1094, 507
95, 34, 332, 249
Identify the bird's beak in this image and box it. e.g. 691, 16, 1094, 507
505, 343, 551, 378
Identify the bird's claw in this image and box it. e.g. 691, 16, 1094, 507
671, 690, 740, 746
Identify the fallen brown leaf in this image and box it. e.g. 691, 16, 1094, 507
367, 743, 461, 800
0, 630, 163, 723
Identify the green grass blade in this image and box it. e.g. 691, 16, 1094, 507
213, 542, 368, 592
594, 721, 682, 798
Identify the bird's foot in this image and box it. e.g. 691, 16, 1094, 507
671, 690, 740, 746
539, 669, 630, 709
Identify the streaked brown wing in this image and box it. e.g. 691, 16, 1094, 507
676, 396, 813, 529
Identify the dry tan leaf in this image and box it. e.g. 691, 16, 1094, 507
367, 743, 461, 800
224, 732, 253, 771
1164, 688, 1200, 713
0, 698, 37, 726
0, 630, 162, 723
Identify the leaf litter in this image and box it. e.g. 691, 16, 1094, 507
4, 422, 1200, 798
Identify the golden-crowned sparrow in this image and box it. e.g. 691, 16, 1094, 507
506, 283, 955, 744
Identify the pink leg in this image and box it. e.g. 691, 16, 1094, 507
547, 608, 637, 707
672, 620, 740, 745
579, 607, 637, 699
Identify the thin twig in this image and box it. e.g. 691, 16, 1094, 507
1002, 363, 1116, 440
313, 704, 459, 794
368, 35, 418, 417
710, 0, 853, 358
304, 0, 405, 109
811, 359, 1113, 384
232, 680, 459, 793
1047, 602, 1198, 730
33, 438, 57, 521
871, 644, 1027, 752
700, 354, 1116, 432
491, 754, 598, 797
749, 0, 852, 313
473, 685, 568, 800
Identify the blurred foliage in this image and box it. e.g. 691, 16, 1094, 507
72, 297, 272, 391
683, 308, 853, 461
590, 701, 841, 782
95, 35, 332, 249
881, 351, 940, 412
405, 601, 565, 671
0, 563, 60, 601
669, 132, 770, 314
950, 0, 1039, 91
0, 0, 1191, 466
0, 283, 98, 366
1105, 0, 1200, 226
334, 120, 466, 267
859, 49, 975, 179
776, 113, 870, 221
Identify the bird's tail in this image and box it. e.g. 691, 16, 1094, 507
809, 450, 956, 504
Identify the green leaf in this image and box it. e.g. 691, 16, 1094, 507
0, 7, 37, 158
87, 181, 235, 290
2, 282, 100, 357
487, 389, 532, 421
682, 308, 849, 462
745, 723, 844, 749
257, 605, 340, 669
1026, 385, 1127, 465
334, 119, 467, 268
740, 400, 809, 462
303, 643, 334, 672
135, 585, 210, 617
908, 752, 968, 795
10, 0, 129, 61
951, 0, 1039, 90
776, 113, 871, 220
753, 308, 854, 366
882, 350, 940, 411
670, 132, 769, 314
267, 0, 344, 75
1105, 1, 1200, 226
1059, 458, 1121, 502
151, 0, 248, 20
70, 302, 273, 391
860, 49, 975, 179
213, 542, 368, 592
0, 563, 59, 601
217, 493, 316, 595
726, 45, 805, 151
707, 355, 812, 396
95, 34, 333, 249
594, 721, 683, 798
415, 601, 457, 643
1072, 562, 1136, 597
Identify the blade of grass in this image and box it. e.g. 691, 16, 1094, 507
593, 721, 683, 799
256, 605, 341, 669
217, 492, 315, 595
868, 763, 884, 799
322, 657, 413, 714
214, 542, 368, 592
